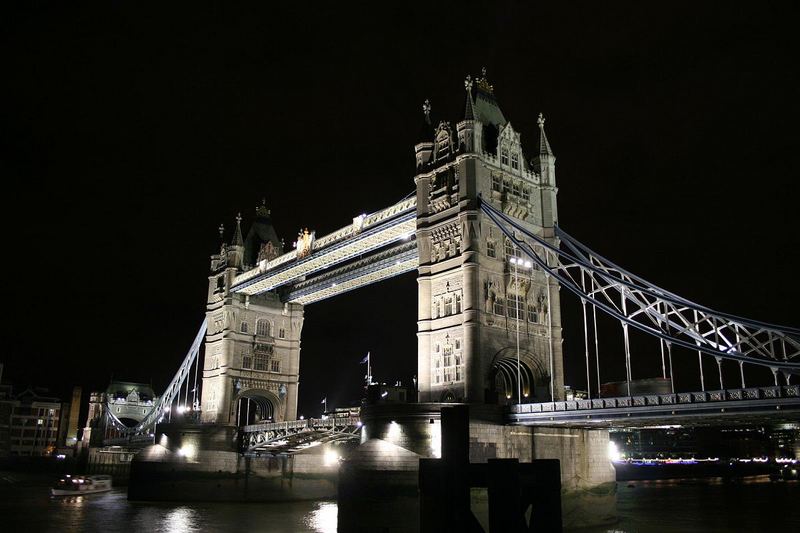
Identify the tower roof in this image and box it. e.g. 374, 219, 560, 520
244, 199, 283, 267
474, 68, 506, 127
537, 113, 554, 156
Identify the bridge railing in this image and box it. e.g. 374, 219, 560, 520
511, 384, 799, 414
241, 416, 361, 434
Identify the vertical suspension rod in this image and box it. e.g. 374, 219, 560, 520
580, 270, 592, 399
620, 284, 632, 396
591, 275, 601, 396
546, 258, 555, 402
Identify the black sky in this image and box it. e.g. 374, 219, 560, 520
2, 2, 799, 417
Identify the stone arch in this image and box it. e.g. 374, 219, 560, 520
440, 390, 457, 403
486, 347, 550, 404
234, 388, 282, 426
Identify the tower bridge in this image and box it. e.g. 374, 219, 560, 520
107, 71, 798, 449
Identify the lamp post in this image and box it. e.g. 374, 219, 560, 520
510, 254, 532, 403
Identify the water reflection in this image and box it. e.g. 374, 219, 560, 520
305, 501, 337, 532
162, 506, 200, 532
3, 477, 797, 533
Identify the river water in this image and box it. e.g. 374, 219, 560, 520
2, 475, 798, 532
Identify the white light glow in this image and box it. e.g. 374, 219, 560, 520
304, 501, 338, 532
177, 444, 196, 459
387, 420, 401, 442
608, 441, 622, 462
323, 449, 340, 466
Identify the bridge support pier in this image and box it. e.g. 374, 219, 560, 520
338, 403, 616, 532
529, 427, 617, 528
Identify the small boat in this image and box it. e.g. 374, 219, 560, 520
51, 474, 113, 496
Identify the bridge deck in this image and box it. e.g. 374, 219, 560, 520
232, 198, 416, 296
509, 385, 800, 428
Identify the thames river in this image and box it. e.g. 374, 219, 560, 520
1, 475, 798, 532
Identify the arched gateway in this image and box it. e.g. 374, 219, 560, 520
200, 72, 565, 425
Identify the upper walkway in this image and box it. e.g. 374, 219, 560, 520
231, 197, 417, 303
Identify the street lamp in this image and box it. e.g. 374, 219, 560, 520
509, 253, 532, 403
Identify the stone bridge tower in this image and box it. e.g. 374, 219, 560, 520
200, 202, 303, 425
415, 72, 564, 404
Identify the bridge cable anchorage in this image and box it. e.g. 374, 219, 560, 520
479, 201, 800, 376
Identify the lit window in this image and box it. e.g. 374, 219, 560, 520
256, 319, 270, 337
240, 322, 249, 333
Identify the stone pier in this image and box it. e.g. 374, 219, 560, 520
338, 403, 616, 531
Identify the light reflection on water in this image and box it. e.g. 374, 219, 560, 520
304, 501, 338, 532
1, 476, 797, 532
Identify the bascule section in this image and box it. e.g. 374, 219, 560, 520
201, 203, 304, 425
414, 71, 565, 404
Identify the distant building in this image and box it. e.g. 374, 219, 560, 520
65, 386, 82, 446
3, 387, 68, 456
365, 383, 410, 405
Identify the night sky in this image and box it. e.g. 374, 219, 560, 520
3, 3, 799, 418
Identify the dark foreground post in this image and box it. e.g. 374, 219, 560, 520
419, 405, 562, 532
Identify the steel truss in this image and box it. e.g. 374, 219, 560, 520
480, 200, 800, 377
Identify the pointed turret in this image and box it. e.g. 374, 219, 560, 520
232, 213, 244, 247
464, 75, 476, 120
457, 75, 478, 153
533, 113, 558, 228
226, 213, 245, 270
537, 112, 554, 157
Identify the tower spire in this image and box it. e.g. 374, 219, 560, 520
537, 112, 554, 156
232, 213, 244, 247
464, 75, 475, 120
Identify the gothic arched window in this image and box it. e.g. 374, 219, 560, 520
240, 321, 249, 333
256, 319, 271, 337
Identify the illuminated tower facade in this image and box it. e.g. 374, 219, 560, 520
200, 202, 303, 425
415, 71, 564, 403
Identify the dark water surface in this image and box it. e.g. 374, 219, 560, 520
1, 475, 797, 532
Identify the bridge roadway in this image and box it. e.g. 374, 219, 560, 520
509, 384, 800, 428
231, 197, 417, 303
241, 416, 361, 455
